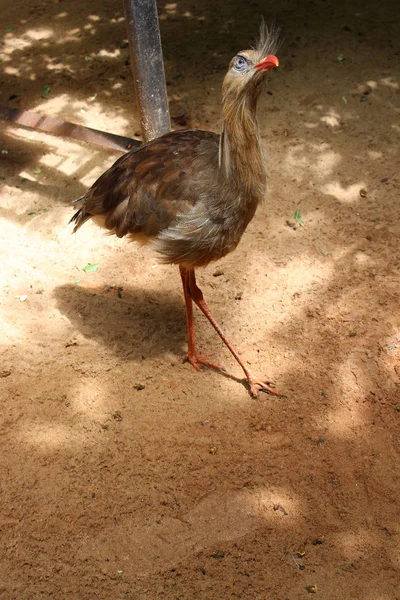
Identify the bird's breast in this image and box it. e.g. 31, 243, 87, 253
152, 187, 260, 269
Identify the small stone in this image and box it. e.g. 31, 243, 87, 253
133, 382, 145, 391
211, 549, 225, 559
359, 188, 367, 197
213, 266, 224, 277
311, 537, 324, 545
273, 503, 288, 516
172, 112, 187, 127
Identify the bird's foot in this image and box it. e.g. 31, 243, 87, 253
248, 376, 285, 398
186, 352, 225, 373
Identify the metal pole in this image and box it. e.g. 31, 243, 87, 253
123, 0, 171, 142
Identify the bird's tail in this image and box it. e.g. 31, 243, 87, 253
69, 194, 90, 232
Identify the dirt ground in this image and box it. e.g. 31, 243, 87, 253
1, 0, 399, 598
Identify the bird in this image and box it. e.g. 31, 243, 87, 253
70, 21, 283, 398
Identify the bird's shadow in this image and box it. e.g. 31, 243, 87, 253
54, 284, 187, 360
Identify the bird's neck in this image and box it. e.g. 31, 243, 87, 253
219, 93, 267, 204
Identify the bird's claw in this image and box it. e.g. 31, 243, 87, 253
186, 352, 225, 372
248, 377, 285, 398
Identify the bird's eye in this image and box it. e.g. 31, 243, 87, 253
233, 55, 249, 72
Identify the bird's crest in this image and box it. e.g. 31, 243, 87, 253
255, 18, 283, 59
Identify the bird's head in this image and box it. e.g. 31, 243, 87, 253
222, 20, 282, 110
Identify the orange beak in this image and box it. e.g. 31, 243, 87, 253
254, 54, 279, 72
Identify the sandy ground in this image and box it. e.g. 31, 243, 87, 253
1, 0, 399, 598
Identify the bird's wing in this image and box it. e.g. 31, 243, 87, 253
71, 129, 220, 238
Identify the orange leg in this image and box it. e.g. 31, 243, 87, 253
180, 267, 283, 398
179, 266, 223, 371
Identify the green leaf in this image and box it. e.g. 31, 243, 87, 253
4, 26, 15, 33
74, 278, 81, 284
41, 85, 51, 99
33, 167, 41, 175
336, 54, 345, 62
83, 263, 99, 273
294, 208, 304, 226
342, 95, 347, 104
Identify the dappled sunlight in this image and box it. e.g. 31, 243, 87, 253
310, 145, 341, 177
97, 48, 120, 58
257, 488, 301, 520
324, 376, 370, 436
320, 181, 365, 203
283, 141, 341, 181
320, 107, 341, 128
354, 250, 376, 267
367, 149, 383, 159
5, 126, 121, 181
17, 170, 38, 182
0, 309, 21, 339
25, 28, 53, 41
2, 33, 32, 53
159, 1, 205, 22
336, 530, 378, 560
380, 77, 398, 89
18, 422, 84, 450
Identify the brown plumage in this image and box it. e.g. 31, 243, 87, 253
70, 22, 283, 397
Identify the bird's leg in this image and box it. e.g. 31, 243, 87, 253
186, 269, 282, 398
179, 267, 223, 371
